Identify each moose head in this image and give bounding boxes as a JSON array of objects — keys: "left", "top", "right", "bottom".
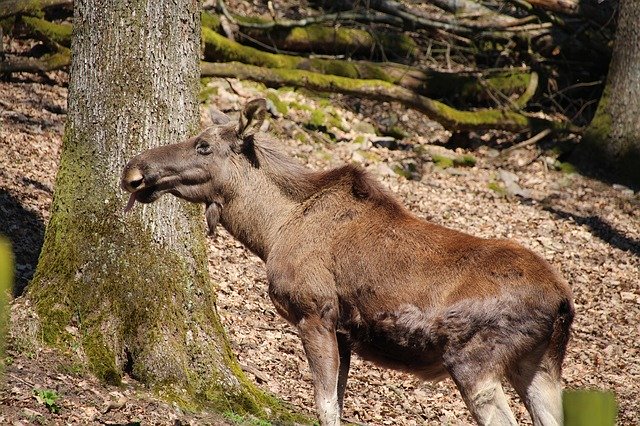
[{"left": 121, "top": 99, "right": 267, "bottom": 234}]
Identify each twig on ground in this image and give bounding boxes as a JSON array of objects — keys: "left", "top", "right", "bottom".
[{"left": 499, "top": 128, "right": 552, "bottom": 157}]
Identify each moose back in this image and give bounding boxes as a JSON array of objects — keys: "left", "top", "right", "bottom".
[{"left": 121, "top": 99, "right": 574, "bottom": 426}]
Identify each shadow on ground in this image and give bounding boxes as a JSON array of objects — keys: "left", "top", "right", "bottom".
[
  {"left": 565, "top": 144, "right": 640, "bottom": 192},
  {"left": 0, "top": 189, "right": 45, "bottom": 296},
  {"left": 544, "top": 206, "right": 640, "bottom": 257}
]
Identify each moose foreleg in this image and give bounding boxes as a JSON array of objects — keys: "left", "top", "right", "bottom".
[
  {"left": 298, "top": 315, "right": 341, "bottom": 426},
  {"left": 448, "top": 369, "right": 518, "bottom": 426}
]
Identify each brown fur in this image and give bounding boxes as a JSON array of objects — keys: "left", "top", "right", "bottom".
[{"left": 122, "top": 99, "right": 574, "bottom": 426}]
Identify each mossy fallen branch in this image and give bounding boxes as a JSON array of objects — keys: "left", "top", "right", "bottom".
[
  {"left": 0, "top": 47, "right": 70, "bottom": 73},
  {"left": 214, "top": 0, "right": 404, "bottom": 29},
  {"left": 240, "top": 24, "right": 417, "bottom": 60},
  {"left": 203, "top": 27, "right": 533, "bottom": 103},
  {"left": 0, "top": 0, "right": 72, "bottom": 19},
  {"left": 201, "top": 61, "right": 575, "bottom": 133},
  {"left": 204, "top": 7, "right": 416, "bottom": 59},
  {"left": 512, "top": 71, "right": 538, "bottom": 109},
  {"left": 21, "top": 16, "right": 72, "bottom": 47}
]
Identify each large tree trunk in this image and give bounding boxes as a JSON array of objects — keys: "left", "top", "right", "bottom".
[
  {"left": 25, "top": 0, "right": 288, "bottom": 418},
  {"left": 579, "top": 0, "right": 640, "bottom": 186}
]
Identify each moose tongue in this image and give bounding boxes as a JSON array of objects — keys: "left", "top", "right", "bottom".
[{"left": 124, "top": 193, "right": 137, "bottom": 213}]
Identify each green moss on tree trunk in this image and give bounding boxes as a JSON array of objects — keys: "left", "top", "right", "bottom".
[{"left": 581, "top": 89, "right": 640, "bottom": 184}]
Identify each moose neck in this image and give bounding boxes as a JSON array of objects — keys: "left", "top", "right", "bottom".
[{"left": 219, "top": 165, "right": 297, "bottom": 261}]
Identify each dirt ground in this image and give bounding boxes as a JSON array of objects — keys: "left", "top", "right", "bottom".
[{"left": 1, "top": 67, "right": 639, "bottom": 426}]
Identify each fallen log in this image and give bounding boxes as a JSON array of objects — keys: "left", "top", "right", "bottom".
[
  {"left": 212, "top": 3, "right": 404, "bottom": 29},
  {"left": 0, "top": 48, "right": 70, "bottom": 73},
  {"left": 200, "top": 61, "right": 576, "bottom": 133},
  {"left": 0, "top": 0, "right": 72, "bottom": 19},
  {"left": 202, "top": 27, "right": 533, "bottom": 103},
  {"left": 240, "top": 25, "right": 417, "bottom": 60},
  {"left": 1, "top": 16, "right": 532, "bottom": 107},
  {"left": 202, "top": 9, "right": 417, "bottom": 59},
  {"left": 21, "top": 16, "right": 72, "bottom": 47}
]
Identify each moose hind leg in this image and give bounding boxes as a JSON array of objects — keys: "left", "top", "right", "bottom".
[
  {"left": 449, "top": 371, "right": 518, "bottom": 426},
  {"left": 508, "top": 354, "right": 563, "bottom": 426},
  {"left": 336, "top": 332, "right": 351, "bottom": 415}
]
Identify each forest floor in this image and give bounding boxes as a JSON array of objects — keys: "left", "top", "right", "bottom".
[{"left": 1, "top": 68, "right": 639, "bottom": 426}]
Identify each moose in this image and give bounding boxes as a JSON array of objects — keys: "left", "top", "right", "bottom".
[{"left": 121, "top": 99, "right": 574, "bottom": 426}]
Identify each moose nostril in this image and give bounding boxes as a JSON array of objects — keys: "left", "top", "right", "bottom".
[
  {"left": 122, "top": 168, "right": 145, "bottom": 192},
  {"left": 130, "top": 177, "right": 144, "bottom": 189}
]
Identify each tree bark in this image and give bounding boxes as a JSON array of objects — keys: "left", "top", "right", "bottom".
[
  {"left": 26, "top": 0, "right": 294, "bottom": 419},
  {"left": 579, "top": 0, "right": 640, "bottom": 185}
]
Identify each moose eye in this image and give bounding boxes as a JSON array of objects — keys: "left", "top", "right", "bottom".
[{"left": 196, "top": 141, "right": 212, "bottom": 155}]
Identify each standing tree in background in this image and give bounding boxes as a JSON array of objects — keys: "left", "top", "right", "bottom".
[
  {"left": 25, "top": 0, "right": 288, "bottom": 418},
  {"left": 580, "top": 0, "right": 640, "bottom": 186}
]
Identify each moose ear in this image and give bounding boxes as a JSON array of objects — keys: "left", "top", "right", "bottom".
[
  {"left": 208, "top": 107, "right": 231, "bottom": 126},
  {"left": 237, "top": 98, "right": 267, "bottom": 138}
]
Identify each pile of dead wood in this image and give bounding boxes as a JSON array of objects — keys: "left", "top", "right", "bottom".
[{"left": 0, "top": 0, "right": 616, "bottom": 133}]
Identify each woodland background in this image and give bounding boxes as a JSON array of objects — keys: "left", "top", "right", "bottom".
[{"left": 0, "top": 0, "right": 638, "bottom": 424}]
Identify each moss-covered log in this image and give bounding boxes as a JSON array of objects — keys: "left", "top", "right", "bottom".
[
  {"left": 0, "top": 21, "right": 532, "bottom": 108},
  {"left": 21, "top": 15, "right": 72, "bottom": 47},
  {"left": 241, "top": 24, "right": 417, "bottom": 60},
  {"left": 0, "top": 0, "right": 71, "bottom": 19},
  {"left": 216, "top": 0, "right": 405, "bottom": 29},
  {"left": 203, "top": 9, "right": 417, "bottom": 59},
  {"left": 0, "top": 47, "right": 70, "bottom": 72},
  {"left": 0, "top": 16, "right": 71, "bottom": 73},
  {"left": 202, "top": 61, "right": 573, "bottom": 133},
  {"left": 202, "top": 27, "right": 532, "bottom": 102},
  {"left": 27, "top": 1, "right": 300, "bottom": 422}
]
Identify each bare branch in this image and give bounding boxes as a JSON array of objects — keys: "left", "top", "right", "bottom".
[{"left": 216, "top": 0, "right": 403, "bottom": 29}]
